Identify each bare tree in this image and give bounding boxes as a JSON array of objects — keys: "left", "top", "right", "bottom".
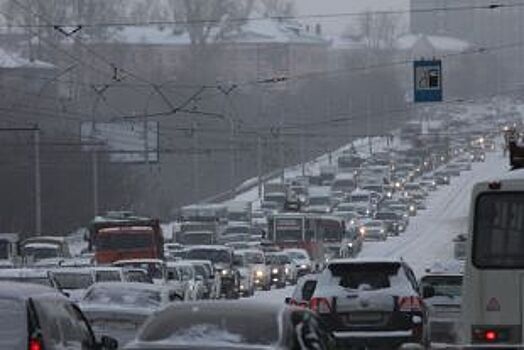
[{"left": 258, "top": 0, "right": 295, "bottom": 17}]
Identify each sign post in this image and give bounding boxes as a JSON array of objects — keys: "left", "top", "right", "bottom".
[{"left": 414, "top": 59, "right": 443, "bottom": 103}]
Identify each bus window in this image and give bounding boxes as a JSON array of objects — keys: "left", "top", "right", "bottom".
[
  {"left": 474, "top": 193, "right": 524, "bottom": 268},
  {"left": 305, "top": 219, "right": 315, "bottom": 242}
]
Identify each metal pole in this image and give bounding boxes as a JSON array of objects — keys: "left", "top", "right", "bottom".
[
  {"left": 257, "top": 134, "right": 263, "bottom": 199},
  {"left": 92, "top": 150, "right": 99, "bottom": 216},
  {"left": 229, "top": 119, "right": 235, "bottom": 191},
  {"left": 278, "top": 127, "right": 284, "bottom": 183},
  {"left": 34, "top": 126, "right": 42, "bottom": 235},
  {"left": 192, "top": 122, "right": 200, "bottom": 199}
]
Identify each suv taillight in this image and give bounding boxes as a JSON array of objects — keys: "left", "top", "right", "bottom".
[
  {"left": 309, "top": 297, "right": 333, "bottom": 314},
  {"left": 398, "top": 296, "right": 423, "bottom": 312},
  {"left": 29, "top": 338, "right": 43, "bottom": 350}
]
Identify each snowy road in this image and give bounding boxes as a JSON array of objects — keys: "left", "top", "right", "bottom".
[
  {"left": 253, "top": 150, "right": 508, "bottom": 303},
  {"left": 359, "top": 151, "right": 508, "bottom": 277}
]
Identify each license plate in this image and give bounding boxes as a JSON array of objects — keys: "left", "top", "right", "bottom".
[{"left": 347, "top": 312, "right": 383, "bottom": 323}]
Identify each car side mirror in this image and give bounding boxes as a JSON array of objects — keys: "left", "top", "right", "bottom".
[
  {"left": 284, "top": 297, "right": 291, "bottom": 304},
  {"left": 422, "top": 285, "right": 435, "bottom": 299},
  {"left": 99, "top": 335, "right": 118, "bottom": 350},
  {"left": 209, "top": 274, "right": 215, "bottom": 279}
]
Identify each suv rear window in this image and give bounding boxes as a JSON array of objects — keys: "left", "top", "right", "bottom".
[{"left": 328, "top": 263, "right": 401, "bottom": 290}]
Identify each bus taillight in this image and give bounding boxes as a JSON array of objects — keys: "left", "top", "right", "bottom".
[
  {"left": 484, "top": 330, "right": 497, "bottom": 341},
  {"left": 472, "top": 326, "right": 515, "bottom": 343}
]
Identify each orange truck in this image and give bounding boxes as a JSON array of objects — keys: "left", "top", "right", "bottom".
[{"left": 88, "top": 212, "right": 164, "bottom": 265}]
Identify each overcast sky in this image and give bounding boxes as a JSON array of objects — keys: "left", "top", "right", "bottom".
[{"left": 294, "top": 0, "right": 410, "bottom": 37}]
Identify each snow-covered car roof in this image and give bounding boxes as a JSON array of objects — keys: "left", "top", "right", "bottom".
[
  {"left": 113, "top": 259, "right": 165, "bottom": 265},
  {"left": 184, "top": 245, "right": 231, "bottom": 251},
  {"left": 0, "top": 281, "right": 63, "bottom": 300},
  {"left": 0, "top": 268, "right": 49, "bottom": 277},
  {"left": 22, "top": 242, "right": 60, "bottom": 249},
  {"left": 234, "top": 249, "right": 264, "bottom": 255},
  {"left": 86, "top": 281, "right": 173, "bottom": 293},
  {"left": 327, "top": 257, "right": 403, "bottom": 265}
]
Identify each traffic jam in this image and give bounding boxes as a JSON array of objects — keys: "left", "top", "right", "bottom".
[{"left": 0, "top": 102, "right": 516, "bottom": 350}]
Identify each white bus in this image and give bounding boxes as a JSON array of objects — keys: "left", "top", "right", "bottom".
[{"left": 460, "top": 168, "right": 524, "bottom": 346}]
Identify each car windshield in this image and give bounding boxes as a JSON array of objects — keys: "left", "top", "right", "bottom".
[
  {"left": 366, "top": 222, "right": 383, "bottom": 227},
  {"left": 115, "top": 262, "right": 164, "bottom": 280},
  {"left": 244, "top": 252, "right": 265, "bottom": 264},
  {"left": 421, "top": 275, "right": 463, "bottom": 298},
  {"left": 329, "top": 263, "right": 401, "bottom": 290},
  {"left": 266, "top": 254, "right": 290, "bottom": 265},
  {"left": 225, "top": 226, "right": 250, "bottom": 234},
  {"left": 192, "top": 265, "right": 208, "bottom": 278},
  {"left": 185, "top": 249, "right": 231, "bottom": 264},
  {"left": 84, "top": 286, "right": 162, "bottom": 308},
  {"left": 286, "top": 251, "right": 308, "bottom": 260},
  {"left": 94, "top": 270, "right": 121, "bottom": 282},
  {"left": 0, "top": 241, "right": 9, "bottom": 260},
  {"left": 126, "top": 271, "right": 151, "bottom": 283},
  {"left": 22, "top": 246, "right": 59, "bottom": 260},
  {"left": 375, "top": 212, "right": 398, "bottom": 220},
  {"left": 309, "top": 197, "right": 330, "bottom": 206},
  {"left": 0, "top": 299, "right": 26, "bottom": 349},
  {"left": 52, "top": 272, "right": 94, "bottom": 290},
  {"left": 332, "top": 179, "right": 354, "bottom": 189},
  {"left": 181, "top": 233, "right": 213, "bottom": 245}
]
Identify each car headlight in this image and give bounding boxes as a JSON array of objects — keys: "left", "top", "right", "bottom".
[
  {"left": 387, "top": 192, "right": 392, "bottom": 198},
  {"left": 409, "top": 205, "right": 415, "bottom": 211},
  {"left": 395, "top": 182, "right": 401, "bottom": 188},
  {"left": 221, "top": 269, "right": 230, "bottom": 276},
  {"left": 347, "top": 242, "right": 353, "bottom": 248},
  {"left": 380, "top": 229, "right": 385, "bottom": 233},
  {"left": 403, "top": 213, "right": 409, "bottom": 218},
  {"left": 399, "top": 225, "right": 404, "bottom": 231},
  {"left": 255, "top": 270, "right": 264, "bottom": 277},
  {"left": 350, "top": 219, "right": 355, "bottom": 225},
  {"left": 285, "top": 267, "right": 289, "bottom": 274},
  {"left": 359, "top": 227, "right": 366, "bottom": 235},
  {"left": 300, "top": 264, "right": 308, "bottom": 269},
  {"left": 272, "top": 268, "right": 279, "bottom": 274}
]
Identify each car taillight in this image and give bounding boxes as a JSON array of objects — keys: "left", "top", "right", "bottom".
[
  {"left": 309, "top": 297, "right": 333, "bottom": 314},
  {"left": 29, "top": 338, "right": 43, "bottom": 350},
  {"left": 398, "top": 296, "right": 423, "bottom": 312}
]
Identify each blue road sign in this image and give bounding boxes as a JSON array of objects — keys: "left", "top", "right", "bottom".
[{"left": 414, "top": 60, "right": 442, "bottom": 103}]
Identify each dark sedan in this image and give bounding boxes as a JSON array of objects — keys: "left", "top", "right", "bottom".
[{"left": 124, "top": 301, "right": 336, "bottom": 350}]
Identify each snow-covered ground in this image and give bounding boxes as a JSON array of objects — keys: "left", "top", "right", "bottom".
[{"left": 252, "top": 149, "right": 508, "bottom": 303}]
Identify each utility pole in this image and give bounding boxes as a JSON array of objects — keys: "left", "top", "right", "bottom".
[
  {"left": 92, "top": 150, "right": 99, "bottom": 217},
  {"left": 34, "top": 126, "right": 41, "bottom": 235},
  {"left": 257, "top": 134, "right": 263, "bottom": 199},
  {"left": 192, "top": 122, "right": 200, "bottom": 199}
]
